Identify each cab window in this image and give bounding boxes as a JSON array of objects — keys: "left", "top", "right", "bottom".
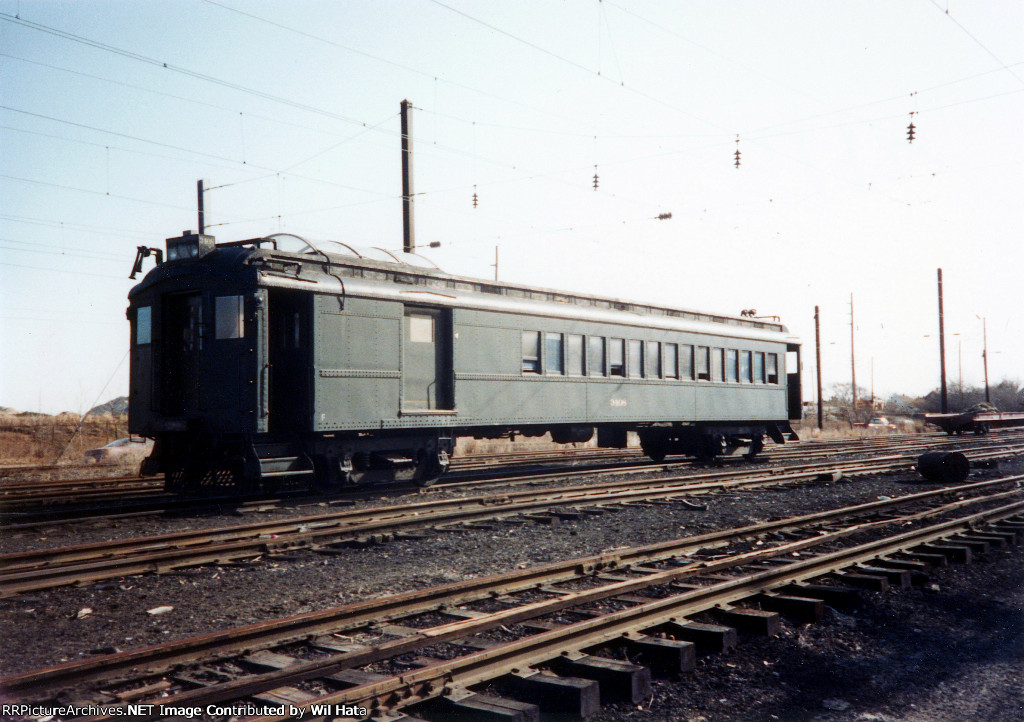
[
  {"left": 135, "top": 306, "right": 152, "bottom": 345},
  {"left": 215, "top": 295, "right": 245, "bottom": 340}
]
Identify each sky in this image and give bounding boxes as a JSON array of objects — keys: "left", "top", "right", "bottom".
[{"left": 1, "top": 0, "right": 1021, "bottom": 414}]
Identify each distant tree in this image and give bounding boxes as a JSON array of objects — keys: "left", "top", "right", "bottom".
[
  {"left": 919, "top": 380, "right": 1023, "bottom": 413},
  {"left": 824, "top": 382, "right": 873, "bottom": 422},
  {"left": 825, "top": 382, "right": 871, "bottom": 407}
]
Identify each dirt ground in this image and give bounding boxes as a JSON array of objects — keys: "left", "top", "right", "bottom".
[{"left": 0, "top": 454, "right": 1021, "bottom": 721}]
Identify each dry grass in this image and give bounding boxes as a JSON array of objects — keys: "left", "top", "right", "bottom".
[
  {"left": 0, "top": 414, "right": 128, "bottom": 464},
  {"left": 797, "top": 418, "right": 929, "bottom": 439}
]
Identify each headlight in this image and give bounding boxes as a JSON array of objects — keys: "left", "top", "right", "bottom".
[{"left": 166, "top": 232, "right": 215, "bottom": 262}]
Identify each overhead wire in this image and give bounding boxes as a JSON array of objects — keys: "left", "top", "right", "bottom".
[
  {"left": 199, "top": 0, "right": 590, "bottom": 130},
  {"left": 0, "top": 12, "right": 387, "bottom": 130},
  {"left": 0, "top": 106, "right": 397, "bottom": 199},
  {"left": 3, "top": 4, "right": 1021, "bottom": 243},
  {"left": 926, "top": 0, "right": 1024, "bottom": 86},
  {"left": 427, "top": 0, "right": 728, "bottom": 131}
]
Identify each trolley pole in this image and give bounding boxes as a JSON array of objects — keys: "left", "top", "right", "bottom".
[
  {"left": 937, "top": 269, "right": 948, "bottom": 413},
  {"left": 401, "top": 99, "right": 415, "bottom": 254},
  {"left": 815, "top": 305, "right": 823, "bottom": 430}
]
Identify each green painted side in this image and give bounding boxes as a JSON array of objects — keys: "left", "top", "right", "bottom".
[
  {"left": 305, "top": 298, "right": 789, "bottom": 431},
  {"left": 312, "top": 294, "right": 402, "bottom": 430}
]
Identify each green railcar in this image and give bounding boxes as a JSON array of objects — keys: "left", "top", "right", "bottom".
[{"left": 128, "top": 232, "right": 801, "bottom": 493}]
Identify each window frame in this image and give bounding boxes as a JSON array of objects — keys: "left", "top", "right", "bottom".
[
  {"left": 645, "top": 341, "right": 662, "bottom": 379},
  {"left": 767, "top": 353, "right": 779, "bottom": 384},
  {"left": 521, "top": 330, "right": 541, "bottom": 374},
  {"left": 664, "top": 343, "right": 679, "bottom": 380},
  {"left": 567, "top": 334, "right": 585, "bottom": 376},
  {"left": 545, "top": 332, "right": 565, "bottom": 375},
  {"left": 696, "top": 346, "right": 710, "bottom": 381},
  {"left": 627, "top": 339, "right": 643, "bottom": 378},
  {"left": 135, "top": 306, "right": 152, "bottom": 346},
  {"left": 588, "top": 336, "right": 606, "bottom": 377},
  {"left": 740, "top": 350, "right": 752, "bottom": 383},
  {"left": 609, "top": 338, "right": 626, "bottom": 377},
  {"left": 725, "top": 349, "right": 739, "bottom": 382}
]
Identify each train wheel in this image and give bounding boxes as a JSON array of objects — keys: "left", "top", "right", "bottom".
[
  {"left": 312, "top": 454, "right": 341, "bottom": 490},
  {"left": 745, "top": 434, "right": 765, "bottom": 461},
  {"left": 414, "top": 448, "right": 450, "bottom": 488},
  {"left": 641, "top": 440, "right": 667, "bottom": 463},
  {"left": 695, "top": 433, "right": 727, "bottom": 463}
]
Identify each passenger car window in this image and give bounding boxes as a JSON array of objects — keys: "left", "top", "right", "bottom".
[
  {"left": 567, "top": 334, "right": 584, "bottom": 376},
  {"left": 136, "top": 306, "right": 152, "bottom": 345},
  {"left": 664, "top": 343, "right": 678, "bottom": 379},
  {"left": 740, "top": 351, "right": 752, "bottom": 383},
  {"left": 726, "top": 349, "right": 739, "bottom": 382},
  {"left": 546, "top": 332, "right": 564, "bottom": 375},
  {"left": 767, "top": 353, "right": 779, "bottom": 384},
  {"left": 588, "top": 336, "right": 606, "bottom": 376},
  {"left": 680, "top": 345, "right": 693, "bottom": 380},
  {"left": 696, "top": 346, "right": 710, "bottom": 380},
  {"left": 609, "top": 338, "right": 625, "bottom": 377},
  {"left": 712, "top": 348, "right": 724, "bottom": 382},
  {"left": 646, "top": 341, "right": 661, "bottom": 378},
  {"left": 628, "top": 340, "right": 643, "bottom": 378},
  {"left": 215, "top": 295, "right": 245, "bottom": 340},
  {"left": 753, "top": 352, "right": 765, "bottom": 383},
  {"left": 522, "top": 331, "right": 541, "bottom": 374}
]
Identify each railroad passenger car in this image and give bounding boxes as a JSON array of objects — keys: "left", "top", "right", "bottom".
[{"left": 128, "top": 232, "right": 801, "bottom": 493}]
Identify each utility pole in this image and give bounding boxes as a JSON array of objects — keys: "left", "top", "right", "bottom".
[
  {"left": 937, "top": 269, "right": 948, "bottom": 413},
  {"left": 815, "top": 305, "right": 823, "bottom": 430},
  {"left": 400, "top": 99, "right": 415, "bottom": 254},
  {"left": 850, "top": 293, "right": 857, "bottom": 417},
  {"left": 958, "top": 338, "right": 963, "bottom": 409},
  {"left": 197, "top": 179, "right": 205, "bottom": 235},
  {"left": 979, "top": 315, "right": 990, "bottom": 403},
  {"left": 491, "top": 246, "right": 499, "bottom": 281}
]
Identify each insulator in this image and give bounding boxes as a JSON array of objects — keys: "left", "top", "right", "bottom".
[
  {"left": 906, "top": 122, "right": 916, "bottom": 143},
  {"left": 472, "top": 192, "right": 478, "bottom": 208},
  {"left": 592, "top": 173, "right": 599, "bottom": 190}
]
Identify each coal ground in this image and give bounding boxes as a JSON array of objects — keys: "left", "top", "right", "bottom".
[{"left": 0, "top": 455, "right": 1022, "bottom": 721}]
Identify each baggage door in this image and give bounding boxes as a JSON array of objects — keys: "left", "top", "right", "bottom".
[
  {"left": 402, "top": 307, "right": 453, "bottom": 410},
  {"left": 268, "top": 289, "right": 312, "bottom": 431}
]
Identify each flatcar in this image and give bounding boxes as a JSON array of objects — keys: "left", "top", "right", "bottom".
[{"left": 128, "top": 231, "right": 802, "bottom": 493}]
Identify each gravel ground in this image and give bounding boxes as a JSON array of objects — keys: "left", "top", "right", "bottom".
[{"left": 0, "top": 454, "right": 1021, "bottom": 721}]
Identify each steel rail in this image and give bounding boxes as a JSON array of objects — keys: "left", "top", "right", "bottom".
[
  {"left": 3, "top": 431, "right": 1020, "bottom": 522},
  {"left": 3, "top": 478, "right": 1020, "bottom": 703},
  {"left": 0, "top": 455, "right": 918, "bottom": 592},
  {"left": 246, "top": 497, "right": 1024, "bottom": 722},
  {"left": 62, "top": 492, "right": 1024, "bottom": 721},
  {"left": 3, "top": 445, "right": 1022, "bottom": 596}
]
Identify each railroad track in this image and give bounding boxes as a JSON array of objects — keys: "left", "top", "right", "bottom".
[
  {"left": 2, "top": 439, "right": 1022, "bottom": 598},
  {"left": 3, "top": 478, "right": 1021, "bottom": 719},
  {"left": 4, "top": 430, "right": 1023, "bottom": 523}
]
